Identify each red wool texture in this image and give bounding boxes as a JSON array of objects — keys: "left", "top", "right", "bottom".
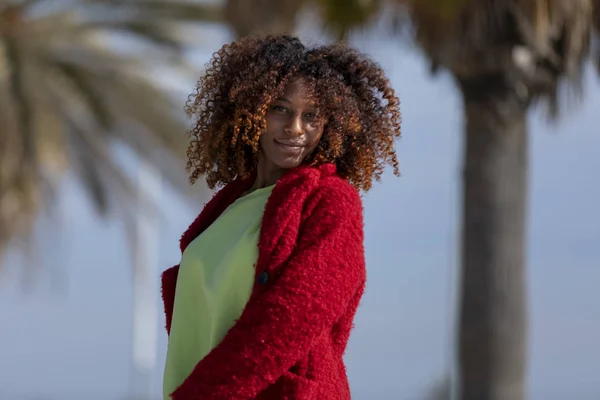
[{"left": 160, "top": 163, "right": 366, "bottom": 400}]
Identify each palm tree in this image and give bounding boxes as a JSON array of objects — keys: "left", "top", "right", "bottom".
[
  {"left": 218, "top": 1, "right": 600, "bottom": 399},
  {"left": 405, "top": 2, "right": 598, "bottom": 399},
  {"left": 224, "top": 0, "right": 304, "bottom": 38},
  {"left": 222, "top": 0, "right": 383, "bottom": 38},
  {"left": 1, "top": 1, "right": 223, "bottom": 397},
  {"left": 0, "top": 0, "right": 221, "bottom": 261}
]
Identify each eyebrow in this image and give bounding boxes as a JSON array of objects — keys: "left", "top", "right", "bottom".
[{"left": 275, "top": 97, "right": 317, "bottom": 108}]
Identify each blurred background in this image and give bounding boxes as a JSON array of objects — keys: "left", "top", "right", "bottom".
[{"left": 0, "top": 1, "right": 599, "bottom": 399}]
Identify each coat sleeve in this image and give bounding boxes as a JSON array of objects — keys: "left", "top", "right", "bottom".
[
  {"left": 170, "top": 183, "right": 366, "bottom": 400},
  {"left": 161, "top": 264, "right": 180, "bottom": 335}
]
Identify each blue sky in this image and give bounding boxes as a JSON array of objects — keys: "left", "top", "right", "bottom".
[{"left": 1, "top": 25, "right": 599, "bottom": 400}]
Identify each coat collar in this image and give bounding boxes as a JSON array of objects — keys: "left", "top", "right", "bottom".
[{"left": 179, "top": 163, "right": 338, "bottom": 254}]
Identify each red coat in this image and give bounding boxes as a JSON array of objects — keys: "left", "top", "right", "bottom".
[{"left": 161, "top": 163, "right": 366, "bottom": 400}]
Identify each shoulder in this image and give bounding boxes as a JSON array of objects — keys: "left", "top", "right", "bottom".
[
  {"left": 279, "top": 163, "right": 363, "bottom": 215},
  {"left": 303, "top": 172, "right": 364, "bottom": 224},
  {"left": 296, "top": 171, "right": 365, "bottom": 262},
  {"left": 302, "top": 162, "right": 361, "bottom": 198},
  {"left": 318, "top": 174, "right": 361, "bottom": 204}
]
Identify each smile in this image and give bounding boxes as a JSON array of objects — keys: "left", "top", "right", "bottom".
[{"left": 275, "top": 139, "right": 305, "bottom": 149}]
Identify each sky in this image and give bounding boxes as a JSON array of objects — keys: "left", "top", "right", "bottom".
[{"left": 0, "top": 23, "right": 599, "bottom": 400}]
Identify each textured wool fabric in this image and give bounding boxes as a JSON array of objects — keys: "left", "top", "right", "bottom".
[{"left": 160, "top": 164, "right": 366, "bottom": 400}]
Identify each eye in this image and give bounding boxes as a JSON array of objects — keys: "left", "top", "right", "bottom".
[
  {"left": 270, "top": 105, "right": 288, "bottom": 113},
  {"left": 304, "top": 112, "right": 318, "bottom": 120}
]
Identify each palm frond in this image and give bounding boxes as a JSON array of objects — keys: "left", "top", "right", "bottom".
[
  {"left": 1, "top": 0, "right": 213, "bottom": 264},
  {"left": 46, "top": 59, "right": 113, "bottom": 129},
  {"left": 86, "top": 19, "right": 185, "bottom": 50},
  {"left": 401, "top": 0, "right": 594, "bottom": 114},
  {"left": 315, "top": 0, "right": 384, "bottom": 40},
  {"left": 41, "top": 69, "right": 149, "bottom": 215},
  {"left": 593, "top": 0, "right": 600, "bottom": 72},
  {"left": 68, "top": 130, "right": 111, "bottom": 215},
  {"left": 225, "top": 0, "right": 304, "bottom": 37},
  {"left": 42, "top": 31, "right": 193, "bottom": 192},
  {"left": 82, "top": 0, "right": 223, "bottom": 22},
  {"left": 4, "top": 34, "right": 37, "bottom": 172}
]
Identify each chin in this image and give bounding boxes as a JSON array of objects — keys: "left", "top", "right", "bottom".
[
  {"left": 273, "top": 158, "right": 303, "bottom": 170},
  {"left": 266, "top": 148, "right": 304, "bottom": 170}
]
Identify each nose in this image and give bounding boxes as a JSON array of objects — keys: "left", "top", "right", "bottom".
[{"left": 285, "top": 114, "right": 303, "bottom": 136}]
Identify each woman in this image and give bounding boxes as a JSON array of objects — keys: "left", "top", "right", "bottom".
[{"left": 161, "top": 35, "right": 401, "bottom": 400}]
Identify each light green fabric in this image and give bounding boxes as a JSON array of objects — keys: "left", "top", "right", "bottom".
[{"left": 162, "top": 185, "right": 274, "bottom": 399}]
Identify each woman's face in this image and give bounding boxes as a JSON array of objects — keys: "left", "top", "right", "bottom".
[{"left": 260, "top": 78, "right": 325, "bottom": 171}]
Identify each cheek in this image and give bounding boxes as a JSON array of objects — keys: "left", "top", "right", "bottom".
[
  {"left": 261, "top": 118, "right": 278, "bottom": 144},
  {"left": 265, "top": 114, "right": 283, "bottom": 133},
  {"left": 308, "top": 127, "right": 324, "bottom": 148},
  {"left": 303, "top": 133, "right": 324, "bottom": 158}
]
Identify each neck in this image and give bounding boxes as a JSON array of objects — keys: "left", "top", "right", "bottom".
[{"left": 248, "top": 157, "right": 285, "bottom": 192}]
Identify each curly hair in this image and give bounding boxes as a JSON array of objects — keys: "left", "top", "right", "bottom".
[{"left": 185, "top": 35, "right": 401, "bottom": 192}]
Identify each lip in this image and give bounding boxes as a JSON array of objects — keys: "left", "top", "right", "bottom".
[{"left": 274, "top": 139, "right": 305, "bottom": 148}]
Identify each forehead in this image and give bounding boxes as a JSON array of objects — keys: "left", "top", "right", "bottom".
[{"left": 280, "top": 78, "right": 317, "bottom": 103}]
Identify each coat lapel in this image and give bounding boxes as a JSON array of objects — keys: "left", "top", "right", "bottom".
[
  {"left": 178, "top": 164, "right": 338, "bottom": 297},
  {"left": 253, "top": 164, "right": 337, "bottom": 295}
]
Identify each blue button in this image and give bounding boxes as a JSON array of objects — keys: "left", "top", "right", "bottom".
[{"left": 257, "top": 271, "right": 269, "bottom": 285}]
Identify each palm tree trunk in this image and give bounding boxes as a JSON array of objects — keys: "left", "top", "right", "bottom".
[
  {"left": 129, "top": 160, "right": 162, "bottom": 399},
  {"left": 456, "top": 76, "right": 529, "bottom": 400}
]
